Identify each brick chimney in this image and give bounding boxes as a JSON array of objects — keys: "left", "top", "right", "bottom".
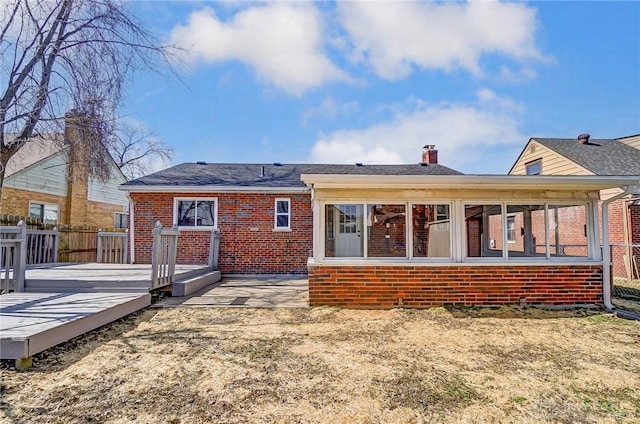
[
  {"left": 421, "top": 145, "right": 438, "bottom": 164},
  {"left": 578, "top": 133, "right": 590, "bottom": 144},
  {"left": 64, "top": 109, "right": 92, "bottom": 225}
]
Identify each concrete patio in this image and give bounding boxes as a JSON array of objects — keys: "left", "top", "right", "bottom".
[{"left": 153, "top": 277, "right": 309, "bottom": 308}]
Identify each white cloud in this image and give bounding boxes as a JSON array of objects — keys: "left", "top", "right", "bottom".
[
  {"left": 499, "top": 65, "right": 538, "bottom": 83},
  {"left": 337, "top": 1, "right": 544, "bottom": 80},
  {"left": 170, "top": 4, "right": 349, "bottom": 96},
  {"left": 302, "top": 97, "right": 360, "bottom": 125},
  {"left": 309, "top": 91, "right": 526, "bottom": 173}
]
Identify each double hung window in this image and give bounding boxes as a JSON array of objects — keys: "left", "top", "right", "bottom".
[{"left": 274, "top": 198, "right": 291, "bottom": 230}]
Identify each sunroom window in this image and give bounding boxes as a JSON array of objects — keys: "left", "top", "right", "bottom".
[
  {"left": 412, "top": 204, "right": 451, "bottom": 258},
  {"left": 465, "top": 204, "right": 503, "bottom": 258},
  {"left": 464, "top": 203, "right": 591, "bottom": 259},
  {"left": 367, "top": 204, "right": 406, "bottom": 257},
  {"left": 548, "top": 204, "right": 588, "bottom": 258},
  {"left": 506, "top": 204, "right": 546, "bottom": 258}
]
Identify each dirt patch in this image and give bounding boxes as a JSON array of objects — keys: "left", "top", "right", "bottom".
[{"left": 1, "top": 306, "right": 639, "bottom": 423}]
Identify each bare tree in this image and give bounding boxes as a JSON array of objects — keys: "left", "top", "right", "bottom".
[
  {"left": 110, "top": 121, "right": 174, "bottom": 180},
  {"left": 0, "top": 0, "right": 173, "bottom": 193}
]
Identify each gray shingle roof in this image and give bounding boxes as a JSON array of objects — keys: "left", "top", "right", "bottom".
[
  {"left": 122, "top": 162, "right": 463, "bottom": 188},
  {"left": 532, "top": 138, "right": 640, "bottom": 176}
]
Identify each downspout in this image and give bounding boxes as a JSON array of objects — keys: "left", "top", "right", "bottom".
[{"left": 602, "top": 186, "right": 633, "bottom": 310}]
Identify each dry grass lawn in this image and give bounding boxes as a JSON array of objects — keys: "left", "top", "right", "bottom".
[{"left": 1, "top": 306, "right": 639, "bottom": 423}]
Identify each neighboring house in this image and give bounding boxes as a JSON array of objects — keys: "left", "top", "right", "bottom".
[
  {"left": 121, "top": 146, "right": 638, "bottom": 308},
  {"left": 1, "top": 116, "right": 130, "bottom": 229},
  {"left": 509, "top": 134, "right": 640, "bottom": 279}
]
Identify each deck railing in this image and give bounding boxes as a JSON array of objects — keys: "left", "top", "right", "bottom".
[
  {"left": 97, "top": 231, "right": 128, "bottom": 264},
  {"left": 150, "top": 222, "right": 179, "bottom": 290},
  {"left": 26, "top": 228, "right": 59, "bottom": 264},
  {"left": 208, "top": 229, "right": 221, "bottom": 271},
  {"left": 0, "top": 221, "right": 27, "bottom": 292}
]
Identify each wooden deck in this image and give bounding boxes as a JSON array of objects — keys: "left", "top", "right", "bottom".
[
  {"left": 21, "top": 263, "right": 208, "bottom": 292},
  {"left": 1, "top": 291, "right": 151, "bottom": 361},
  {"left": 0, "top": 263, "right": 210, "bottom": 365}
]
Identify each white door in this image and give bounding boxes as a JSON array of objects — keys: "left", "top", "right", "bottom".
[{"left": 335, "top": 204, "right": 363, "bottom": 257}]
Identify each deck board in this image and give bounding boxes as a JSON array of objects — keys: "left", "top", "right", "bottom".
[
  {"left": 0, "top": 263, "right": 209, "bottom": 361},
  {"left": 1, "top": 291, "right": 150, "bottom": 359}
]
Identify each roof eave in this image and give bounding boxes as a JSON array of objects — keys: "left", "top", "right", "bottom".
[{"left": 119, "top": 184, "right": 309, "bottom": 194}]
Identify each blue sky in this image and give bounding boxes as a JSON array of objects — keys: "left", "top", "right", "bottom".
[{"left": 124, "top": 1, "right": 640, "bottom": 174}]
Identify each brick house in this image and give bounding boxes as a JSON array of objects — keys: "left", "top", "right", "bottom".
[
  {"left": 509, "top": 134, "right": 640, "bottom": 280},
  {"left": 120, "top": 148, "right": 460, "bottom": 274},
  {"left": 1, "top": 116, "right": 129, "bottom": 229},
  {"left": 121, "top": 146, "right": 638, "bottom": 308}
]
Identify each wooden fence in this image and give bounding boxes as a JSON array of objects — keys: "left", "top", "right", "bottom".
[{"left": 1, "top": 214, "right": 126, "bottom": 263}]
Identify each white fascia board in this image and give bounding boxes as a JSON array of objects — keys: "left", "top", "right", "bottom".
[
  {"left": 120, "top": 185, "right": 309, "bottom": 194},
  {"left": 301, "top": 174, "right": 640, "bottom": 191}
]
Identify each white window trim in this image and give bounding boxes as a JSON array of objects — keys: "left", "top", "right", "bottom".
[
  {"left": 173, "top": 197, "right": 218, "bottom": 230},
  {"left": 28, "top": 201, "right": 59, "bottom": 224},
  {"left": 313, "top": 199, "right": 598, "bottom": 265},
  {"left": 318, "top": 201, "right": 455, "bottom": 261},
  {"left": 462, "top": 201, "right": 595, "bottom": 262},
  {"left": 274, "top": 198, "right": 291, "bottom": 231}
]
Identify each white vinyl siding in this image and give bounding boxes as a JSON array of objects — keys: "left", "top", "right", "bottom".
[
  {"left": 88, "top": 164, "right": 128, "bottom": 207},
  {"left": 4, "top": 152, "right": 69, "bottom": 196}
]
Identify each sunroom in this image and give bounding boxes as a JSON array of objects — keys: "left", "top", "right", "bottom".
[{"left": 302, "top": 174, "right": 639, "bottom": 308}]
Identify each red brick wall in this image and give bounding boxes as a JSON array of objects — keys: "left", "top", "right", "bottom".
[
  {"left": 308, "top": 265, "right": 603, "bottom": 308},
  {"left": 631, "top": 204, "right": 640, "bottom": 245},
  {"left": 130, "top": 192, "right": 312, "bottom": 274}
]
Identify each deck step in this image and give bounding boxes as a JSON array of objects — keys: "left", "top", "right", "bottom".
[
  {"left": 24, "top": 280, "right": 149, "bottom": 292},
  {"left": 172, "top": 270, "right": 221, "bottom": 297}
]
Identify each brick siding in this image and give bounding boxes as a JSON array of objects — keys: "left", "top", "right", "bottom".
[
  {"left": 308, "top": 264, "right": 603, "bottom": 308},
  {"left": 1, "top": 186, "right": 125, "bottom": 228},
  {"left": 1, "top": 187, "right": 69, "bottom": 222},
  {"left": 130, "top": 192, "right": 312, "bottom": 274}
]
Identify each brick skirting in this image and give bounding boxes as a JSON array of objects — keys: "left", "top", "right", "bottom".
[{"left": 308, "top": 264, "right": 603, "bottom": 308}]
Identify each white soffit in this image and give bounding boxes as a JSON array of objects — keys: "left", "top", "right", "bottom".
[{"left": 300, "top": 174, "right": 640, "bottom": 192}]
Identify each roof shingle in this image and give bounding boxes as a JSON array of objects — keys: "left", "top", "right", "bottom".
[
  {"left": 532, "top": 138, "right": 640, "bottom": 176},
  {"left": 122, "top": 162, "right": 463, "bottom": 188}
]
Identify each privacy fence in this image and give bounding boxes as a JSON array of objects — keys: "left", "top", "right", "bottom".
[{"left": 1, "top": 214, "right": 127, "bottom": 263}]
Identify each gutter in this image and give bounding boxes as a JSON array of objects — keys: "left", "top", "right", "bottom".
[
  {"left": 119, "top": 185, "right": 309, "bottom": 194},
  {"left": 601, "top": 186, "right": 634, "bottom": 310}
]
